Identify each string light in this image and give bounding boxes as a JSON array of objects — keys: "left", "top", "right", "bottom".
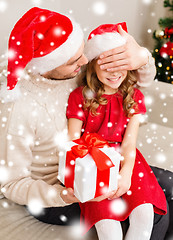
[{"left": 152, "top": 1, "right": 173, "bottom": 84}]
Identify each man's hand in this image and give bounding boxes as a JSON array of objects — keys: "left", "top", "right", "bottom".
[
  {"left": 97, "top": 25, "right": 148, "bottom": 72},
  {"left": 60, "top": 187, "right": 80, "bottom": 204}
]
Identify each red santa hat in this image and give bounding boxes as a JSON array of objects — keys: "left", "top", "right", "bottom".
[
  {"left": 84, "top": 22, "right": 127, "bottom": 61},
  {"left": 7, "top": 7, "right": 84, "bottom": 90}
]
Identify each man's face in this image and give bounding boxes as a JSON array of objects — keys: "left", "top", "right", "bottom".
[{"left": 42, "top": 41, "right": 88, "bottom": 80}]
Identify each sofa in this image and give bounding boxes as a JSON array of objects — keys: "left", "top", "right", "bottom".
[
  {"left": 137, "top": 80, "right": 173, "bottom": 172},
  {"left": 0, "top": 80, "right": 172, "bottom": 240}
]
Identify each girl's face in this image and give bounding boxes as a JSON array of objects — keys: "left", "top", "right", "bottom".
[{"left": 94, "top": 60, "right": 128, "bottom": 94}]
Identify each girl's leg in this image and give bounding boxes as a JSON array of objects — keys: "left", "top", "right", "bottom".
[
  {"left": 125, "top": 203, "right": 154, "bottom": 240},
  {"left": 95, "top": 219, "right": 123, "bottom": 240}
]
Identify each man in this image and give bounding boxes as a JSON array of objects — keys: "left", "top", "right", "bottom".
[{"left": 0, "top": 7, "right": 172, "bottom": 240}]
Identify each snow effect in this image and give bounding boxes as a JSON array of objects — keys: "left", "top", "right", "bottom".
[
  {"left": 54, "top": 130, "right": 68, "bottom": 149},
  {"left": 142, "top": 0, "right": 152, "bottom": 5},
  {"left": 146, "top": 138, "right": 152, "bottom": 144},
  {"left": 54, "top": 27, "right": 65, "bottom": 37},
  {"left": 110, "top": 198, "right": 127, "bottom": 215},
  {"left": 28, "top": 199, "right": 44, "bottom": 215},
  {"left": 0, "top": 1, "right": 7, "bottom": 12},
  {"left": 143, "top": 230, "right": 150, "bottom": 238},
  {"left": 150, "top": 12, "right": 156, "bottom": 17},
  {"left": 84, "top": 88, "right": 95, "bottom": 99},
  {"left": 139, "top": 172, "right": 144, "bottom": 178},
  {"left": 69, "top": 221, "right": 85, "bottom": 238},
  {"left": 99, "top": 181, "right": 104, "bottom": 187},
  {"left": 0, "top": 2, "right": 172, "bottom": 238},
  {"left": 31, "top": 0, "right": 42, "bottom": 6},
  {"left": 8, "top": 49, "right": 16, "bottom": 60},
  {"left": 107, "top": 122, "right": 113, "bottom": 127},
  {"left": 127, "top": 190, "right": 132, "bottom": 195},
  {"left": 59, "top": 214, "right": 67, "bottom": 222},
  {"left": 92, "top": 1, "right": 107, "bottom": 15},
  {"left": 2, "top": 201, "right": 9, "bottom": 208},
  {"left": 62, "top": 189, "right": 68, "bottom": 195},
  {"left": 25, "top": 135, "right": 34, "bottom": 146},
  {"left": 0, "top": 167, "right": 8, "bottom": 182},
  {"left": 158, "top": 62, "right": 162, "bottom": 68},
  {"left": 70, "top": 160, "right": 75, "bottom": 165},
  {"left": 145, "top": 95, "right": 153, "bottom": 105},
  {"left": 77, "top": 111, "right": 83, "bottom": 118},
  {"left": 48, "top": 188, "right": 57, "bottom": 198},
  {"left": 155, "top": 153, "right": 166, "bottom": 163},
  {"left": 162, "top": 117, "right": 168, "bottom": 123}
]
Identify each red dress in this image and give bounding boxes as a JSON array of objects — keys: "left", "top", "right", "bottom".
[{"left": 66, "top": 86, "right": 167, "bottom": 233}]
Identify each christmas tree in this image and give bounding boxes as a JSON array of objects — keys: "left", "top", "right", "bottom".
[{"left": 153, "top": 0, "right": 173, "bottom": 84}]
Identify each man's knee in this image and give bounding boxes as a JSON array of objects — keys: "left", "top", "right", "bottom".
[
  {"left": 150, "top": 203, "right": 169, "bottom": 240},
  {"left": 150, "top": 166, "right": 173, "bottom": 200}
]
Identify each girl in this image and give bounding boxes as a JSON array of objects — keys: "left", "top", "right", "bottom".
[{"left": 66, "top": 23, "right": 167, "bottom": 240}]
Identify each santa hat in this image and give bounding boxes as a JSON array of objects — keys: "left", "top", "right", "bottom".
[
  {"left": 7, "top": 7, "right": 84, "bottom": 90},
  {"left": 84, "top": 22, "right": 127, "bottom": 61}
]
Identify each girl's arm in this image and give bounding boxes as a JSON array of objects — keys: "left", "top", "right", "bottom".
[
  {"left": 60, "top": 118, "right": 83, "bottom": 204},
  {"left": 110, "top": 114, "right": 141, "bottom": 199},
  {"left": 68, "top": 118, "right": 83, "bottom": 140}
]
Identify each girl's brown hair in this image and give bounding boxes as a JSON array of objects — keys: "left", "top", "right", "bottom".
[{"left": 78, "top": 60, "right": 138, "bottom": 118}]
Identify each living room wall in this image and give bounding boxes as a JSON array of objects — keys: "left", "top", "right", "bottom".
[{"left": 0, "top": 0, "right": 171, "bottom": 55}]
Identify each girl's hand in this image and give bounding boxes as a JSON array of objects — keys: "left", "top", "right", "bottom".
[
  {"left": 60, "top": 187, "right": 80, "bottom": 204},
  {"left": 89, "top": 191, "right": 116, "bottom": 202},
  {"left": 109, "top": 169, "right": 132, "bottom": 199}
]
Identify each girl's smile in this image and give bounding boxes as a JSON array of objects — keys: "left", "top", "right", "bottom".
[
  {"left": 94, "top": 60, "right": 127, "bottom": 94},
  {"left": 106, "top": 76, "right": 122, "bottom": 82}
]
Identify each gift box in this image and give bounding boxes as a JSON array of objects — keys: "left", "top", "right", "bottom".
[{"left": 58, "top": 133, "right": 121, "bottom": 203}]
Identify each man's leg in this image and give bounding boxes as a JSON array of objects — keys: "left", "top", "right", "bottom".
[
  {"left": 150, "top": 202, "right": 169, "bottom": 240},
  {"left": 150, "top": 166, "right": 173, "bottom": 239},
  {"left": 27, "top": 203, "right": 81, "bottom": 225}
]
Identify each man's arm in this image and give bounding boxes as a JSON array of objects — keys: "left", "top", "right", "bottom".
[
  {"left": 0, "top": 100, "right": 69, "bottom": 208},
  {"left": 97, "top": 25, "right": 156, "bottom": 87}
]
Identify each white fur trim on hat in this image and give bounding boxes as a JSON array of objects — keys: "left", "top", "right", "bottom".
[
  {"left": 84, "top": 32, "right": 126, "bottom": 62},
  {"left": 0, "top": 78, "right": 21, "bottom": 102},
  {"left": 0, "top": 61, "right": 21, "bottom": 102},
  {"left": 27, "top": 19, "right": 84, "bottom": 74}
]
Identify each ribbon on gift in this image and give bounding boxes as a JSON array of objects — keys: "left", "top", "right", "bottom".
[
  {"left": 72, "top": 133, "right": 115, "bottom": 171},
  {"left": 64, "top": 133, "right": 115, "bottom": 198}
]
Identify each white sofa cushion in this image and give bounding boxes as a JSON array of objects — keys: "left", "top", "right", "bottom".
[
  {"left": 0, "top": 198, "right": 97, "bottom": 240},
  {"left": 141, "top": 81, "right": 173, "bottom": 129},
  {"left": 138, "top": 123, "right": 173, "bottom": 172}
]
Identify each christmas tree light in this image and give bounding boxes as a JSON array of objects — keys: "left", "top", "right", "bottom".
[{"left": 153, "top": 0, "right": 173, "bottom": 84}]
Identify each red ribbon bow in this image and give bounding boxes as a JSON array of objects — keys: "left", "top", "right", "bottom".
[{"left": 71, "top": 133, "right": 115, "bottom": 171}]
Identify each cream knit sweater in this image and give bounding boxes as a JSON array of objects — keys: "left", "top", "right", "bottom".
[{"left": 0, "top": 56, "right": 156, "bottom": 208}]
